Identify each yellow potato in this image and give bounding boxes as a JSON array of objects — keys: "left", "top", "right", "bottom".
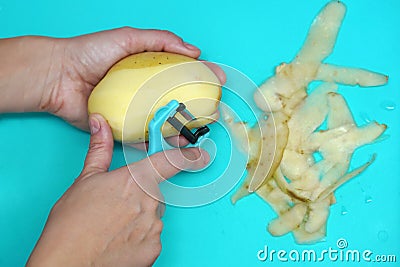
[{"left": 88, "top": 52, "right": 222, "bottom": 142}]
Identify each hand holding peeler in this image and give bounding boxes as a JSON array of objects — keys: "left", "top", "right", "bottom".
[{"left": 148, "top": 100, "right": 210, "bottom": 155}]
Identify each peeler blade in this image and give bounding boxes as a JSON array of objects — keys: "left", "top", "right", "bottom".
[{"left": 167, "top": 103, "right": 210, "bottom": 144}]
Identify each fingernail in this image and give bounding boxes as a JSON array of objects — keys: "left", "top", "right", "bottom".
[
  {"left": 202, "top": 150, "right": 210, "bottom": 165},
  {"left": 89, "top": 115, "right": 101, "bottom": 135},
  {"left": 181, "top": 148, "right": 201, "bottom": 161},
  {"left": 183, "top": 42, "right": 199, "bottom": 51},
  {"left": 182, "top": 148, "right": 210, "bottom": 167}
]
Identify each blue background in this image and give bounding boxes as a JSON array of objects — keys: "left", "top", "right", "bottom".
[{"left": 0, "top": 0, "right": 399, "bottom": 266}]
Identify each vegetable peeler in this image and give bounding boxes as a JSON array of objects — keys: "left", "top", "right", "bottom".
[{"left": 148, "top": 100, "right": 210, "bottom": 155}]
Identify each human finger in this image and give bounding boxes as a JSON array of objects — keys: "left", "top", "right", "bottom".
[
  {"left": 201, "top": 61, "right": 227, "bottom": 85},
  {"left": 78, "top": 113, "right": 114, "bottom": 180},
  {"left": 131, "top": 147, "right": 209, "bottom": 184}
]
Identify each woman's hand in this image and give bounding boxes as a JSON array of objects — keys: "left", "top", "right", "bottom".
[
  {"left": 0, "top": 27, "right": 206, "bottom": 129},
  {"left": 26, "top": 113, "right": 209, "bottom": 267},
  {"left": 48, "top": 27, "right": 213, "bottom": 130}
]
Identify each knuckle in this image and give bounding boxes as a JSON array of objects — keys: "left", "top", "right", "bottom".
[
  {"left": 153, "top": 241, "right": 162, "bottom": 256},
  {"left": 130, "top": 202, "right": 143, "bottom": 217},
  {"left": 159, "top": 29, "right": 173, "bottom": 36},
  {"left": 153, "top": 220, "right": 164, "bottom": 234},
  {"left": 142, "top": 239, "right": 162, "bottom": 266},
  {"left": 88, "top": 139, "right": 106, "bottom": 152},
  {"left": 120, "top": 25, "right": 132, "bottom": 31},
  {"left": 142, "top": 198, "right": 159, "bottom": 211},
  {"left": 159, "top": 30, "right": 181, "bottom": 41},
  {"left": 118, "top": 26, "right": 137, "bottom": 34}
]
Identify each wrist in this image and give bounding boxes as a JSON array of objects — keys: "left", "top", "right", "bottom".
[
  {"left": 26, "top": 230, "right": 88, "bottom": 267},
  {"left": 0, "top": 36, "right": 62, "bottom": 113}
]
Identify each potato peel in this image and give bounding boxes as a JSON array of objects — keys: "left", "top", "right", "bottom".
[
  {"left": 316, "top": 64, "right": 389, "bottom": 87},
  {"left": 227, "top": 0, "right": 388, "bottom": 244},
  {"left": 268, "top": 203, "right": 308, "bottom": 237},
  {"left": 249, "top": 112, "right": 289, "bottom": 192}
]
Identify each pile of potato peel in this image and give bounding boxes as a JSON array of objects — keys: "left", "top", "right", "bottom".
[{"left": 224, "top": 1, "right": 388, "bottom": 244}]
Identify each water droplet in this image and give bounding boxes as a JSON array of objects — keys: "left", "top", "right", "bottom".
[
  {"left": 359, "top": 112, "right": 372, "bottom": 124},
  {"left": 380, "top": 100, "right": 396, "bottom": 111},
  {"left": 365, "top": 195, "right": 373, "bottom": 204},
  {"left": 263, "top": 114, "right": 268, "bottom": 120},
  {"left": 378, "top": 230, "right": 388, "bottom": 242},
  {"left": 341, "top": 206, "right": 348, "bottom": 215}
]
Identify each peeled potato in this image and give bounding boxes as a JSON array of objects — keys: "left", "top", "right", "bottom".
[{"left": 88, "top": 52, "right": 222, "bottom": 142}]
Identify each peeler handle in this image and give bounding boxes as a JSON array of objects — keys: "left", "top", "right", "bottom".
[
  {"left": 148, "top": 100, "right": 211, "bottom": 157},
  {"left": 148, "top": 100, "right": 179, "bottom": 155}
]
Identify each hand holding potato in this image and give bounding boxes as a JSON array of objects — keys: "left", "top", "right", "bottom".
[
  {"left": 27, "top": 114, "right": 209, "bottom": 267},
  {"left": 0, "top": 27, "right": 225, "bottom": 131}
]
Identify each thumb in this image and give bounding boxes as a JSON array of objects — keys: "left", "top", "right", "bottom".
[{"left": 79, "top": 113, "right": 114, "bottom": 179}]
